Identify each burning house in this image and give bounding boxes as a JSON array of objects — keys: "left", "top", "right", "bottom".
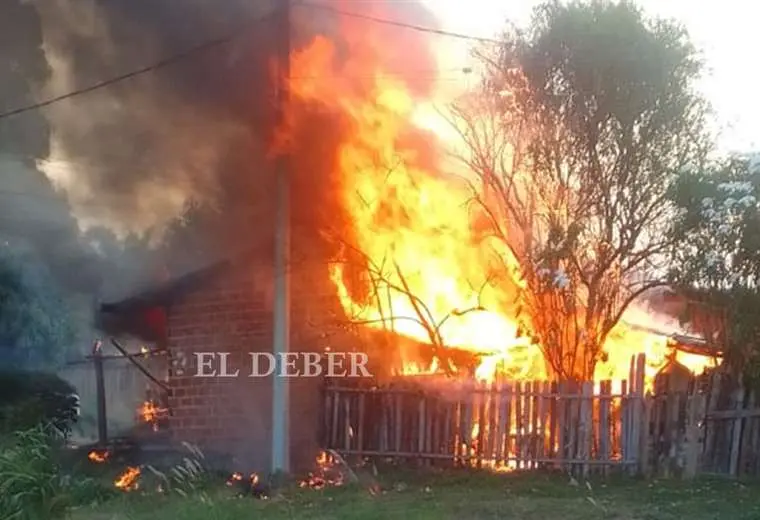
[
  {"left": 92, "top": 1, "right": 728, "bottom": 477},
  {"left": 98, "top": 246, "right": 353, "bottom": 473}
]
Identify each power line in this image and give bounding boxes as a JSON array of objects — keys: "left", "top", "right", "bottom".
[
  {"left": 0, "top": 5, "right": 286, "bottom": 121},
  {"left": 298, "top": 2, "right": 501, "bottom": 44},
  {"left": 0, "top": 2, "right": 496, "bottom": 122}
]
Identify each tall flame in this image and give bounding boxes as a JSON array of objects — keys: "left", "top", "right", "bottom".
[{"left": 282, "top": 11, "right": 716, "bottom": 389}]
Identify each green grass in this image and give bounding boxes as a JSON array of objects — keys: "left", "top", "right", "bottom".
[{"left": 70, "top": 468, "right": 760, "bottom": 520}]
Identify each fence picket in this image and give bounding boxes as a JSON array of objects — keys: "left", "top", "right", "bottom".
[
  {"left": 599, "top": 380, "right": 611, "bottom": 476},
  {"left": 312, "top": 353, "right": 760, "bottom": 478},
  {"left": 580, "top": 382, "right": 593, "bottom": 477},
  {"left": 728, "top": 383, "right": 746, "bottom": 476}
]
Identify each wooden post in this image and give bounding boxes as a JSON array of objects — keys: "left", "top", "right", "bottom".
[
  {"left": 683, "top": 391, "right": 706, "bottom": 479},
  {"left": 739, "top": 390, "right": 757, "bottom": 475},
  {"left": 630, "top": 354, "right": 646, "bottom": 475},
  {"left": 639, "top": 393, "right": 653, "bottom": 478},
  {"left": 728, "top": 380, "right": 746, "bottom": 477},
  {"left": 357, "top": 393, "right": 365, "bottom": 454},
  {"left": 599, "top": 380, "right": 611, "bottom": 476},
  {"left": 579, "top": 382, "right": 593, "bottom": 477},
  {"left": 93, "top": 341, "right": 108, "bottom": 447}
]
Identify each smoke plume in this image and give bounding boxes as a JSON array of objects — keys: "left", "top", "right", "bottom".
[{"left": 0, "top": 0, "right": 440, "bottom": 302}]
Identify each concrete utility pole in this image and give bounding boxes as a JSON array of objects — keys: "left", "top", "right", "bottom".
[{"left": 271, "top": 0, "right": 292, "bottom": 475}]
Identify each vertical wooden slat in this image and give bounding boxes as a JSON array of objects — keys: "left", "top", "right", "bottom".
[
  {"left": 536, "top": 381, "right": 547, "bottom": 465},
  {"left": 630, "top": 354, "right": 646, "bottom": 474},
  {"left": 556, "top": 381, "right": 566, "bottom": 470},
  {"left": 567, "top": 381, "right": 578, "bottom": 474},
  {"left": 703, "top": 373, "right": 721, "bottom": 473},
  {"left": 344, "top": 395, "right": 352, "bottom": 452},
  {"left": 383, "top": 392, "right": 390, "bottom": 453},
  {"left": 454, "top": 399, "right": 463, "bottom": 465},
  {"left": 579, "top": 381, "right": 593, "bottom": 477},
  {"left": 462, "top": 390, "right": 473, "bottom": 466},
  {"left": 393, "top": 392, "right": 403, "bottom": 453},
  {"left": 443, "top": 400, "right": 452, "bottom": 462},
  {"left": 487, "top": 379, "right": 498, "bottom": 466},
  {"left": 639, "top": 393, "right": 653, "bottom": 478},
  {"left": 599, "top": 380, "right": 611, "bottom": 476},
  {"left": 431, "top": 397, "right": 440, "bottom": 457},
  {"left": 752, "top": 392, "right": 760, "bottom": 475},
  {"left": 331, "top": 389, "right": 340, "bottom": 448},
  {"left": 501, "top": 381, "right": 513, "bottom": 467},
  {"left": 523, "top": 381, "right": 532, "bottom": 468},
  {"left": 357, "top": 393, "right": 366, "bottom": 454},
  {"left": 728, "top": 382, "right": 746, "bottom": 477},
  {"left": 531, "top": 381, "right": 540, "bottom": 469},
  {"left": 514, "top": 382, "right": 523, "bottom": 469},
  {"left": 683, "top": 390, "right": 706, "bottom": 479},
  {"left": 626, "top": 356, "right": 636, "bottom": 467},
  {"left": 322, "top": 385, "right": 331, "bottom": 449},
  {"left": 739, "top": 391, "right": 756, "bottom": 475},
  {"left": 549, "top": 381, "right": 558, "bottom": 462},
  {"left": 620, "top": 380, "right": 628, "bottom": 465},
  {"left": 665, "top": 391, "right": 681, "bottom": 477},
  {"left": 477, "top": 380, "right": 486, "bottom": 468},
  {"left": 492, "top": 377, "right": 503, "bottom": 465}
]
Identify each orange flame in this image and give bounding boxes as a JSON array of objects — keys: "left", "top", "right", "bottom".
[
  {"left": 114, "top": 467, "right": 140, "bottom": 491},
  {"left": 88, "top": 450, "right": 109, "bottom": 463},
  {"left": 282, "top": 15, "right": 717, "bottom": 390},
  {"left": 138, "top": 400, "right": 167, "bottom": 432},
  {"left": 299, "top": 451, "right": 345, "bottom": 490}
]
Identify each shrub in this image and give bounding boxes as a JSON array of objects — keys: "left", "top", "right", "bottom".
[
  {"left": 0, "top": 427, "right": 70, "bottom": 519},
  {"left": 0, "top": 370, "right": 79, "bottom": 436},
  {"left": 0, "top": 426, "right": 113, "bottom": 520},
  {"left": 147, "top": 442, "right": 214, "bottom": 501}
]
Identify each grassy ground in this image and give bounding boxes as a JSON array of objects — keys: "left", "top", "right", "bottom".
[{"left": 70, "top": 468, "right": 760, "bottom": 520}]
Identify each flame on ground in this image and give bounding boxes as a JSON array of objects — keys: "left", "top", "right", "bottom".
[
  {"left": 299, "top": 451, "right": 345, "bottom": 490},
  {"left": 282, "top": 12, "right": 717, "bottom": 390},
  {"left": 88, "top": 450, "right": 109, "bottom": 463},
  {"left": 114, "top": 467, "right": 141, "bottom": 491}
]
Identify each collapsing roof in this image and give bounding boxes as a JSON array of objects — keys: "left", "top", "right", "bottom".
[{"left": 623, "top": 321, "right": 720, "bottom": 358}]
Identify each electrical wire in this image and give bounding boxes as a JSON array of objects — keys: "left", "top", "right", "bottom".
[
  {"left": 0, "top": 2, "right": 496, "bottom": 122},
  {"left": 0, "top": 5, "right": 286, "bottom": 121},
  {"left": 297, "top": 2, "right": 501, "bottom": 44}
]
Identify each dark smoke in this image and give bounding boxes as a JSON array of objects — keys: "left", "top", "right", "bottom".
[{"left": 0, "top": 0, "right": 440, "bottom": 304}]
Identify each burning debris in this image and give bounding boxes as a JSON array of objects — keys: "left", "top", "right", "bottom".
[
  {"left": 226, "top": 472, "right": 268, "bottom": 499},
  {"left": 114, "top": 466, "right": 141, "bottom": 491},
  {"left": 88, "top": 450, "right": 110, "bottom": 463},
  {"left": 300, "top": 451, "right": 346, "bottom": 490},
  {"left": 297, "top": 450, "right": 374, "bottom": 492},
  {"left": 138, "top": 400, "right": 168, "bottom": 432}
]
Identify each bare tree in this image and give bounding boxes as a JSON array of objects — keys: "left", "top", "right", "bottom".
[
  {"left": 448, "top": 1, "right": 709, "bottom": 380},
  {"left": 329, "top": 240, "right": 490, "bottom": 379}
]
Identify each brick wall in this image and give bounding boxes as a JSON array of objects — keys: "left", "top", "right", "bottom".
[
  {"left": 164, "top": 253, "right": 338, "bottom": 474},
  {"left": 166, "top": 261, "right": 275, "bottom": 471}
]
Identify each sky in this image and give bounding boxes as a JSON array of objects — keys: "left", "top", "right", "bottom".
[{"left": 423, "top": 0, "right": 760, "bottom": 154}]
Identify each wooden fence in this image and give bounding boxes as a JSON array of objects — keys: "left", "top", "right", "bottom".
[
  {"left": 653, "top": 371, "right": 760, "bottom": 478},
  {"left": 322, "top": 354, "right": 760, "bottom": 479},
  {"left": 322, "top": 354, "right": 648, "bottom": 477},
  {"left": 60, "top": 340, "right": 168, "bottom": 444}
]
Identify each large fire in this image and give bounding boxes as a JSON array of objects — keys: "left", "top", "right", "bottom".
[{"left": 283, "top": 6, "right": 716, "bottom": 390}]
